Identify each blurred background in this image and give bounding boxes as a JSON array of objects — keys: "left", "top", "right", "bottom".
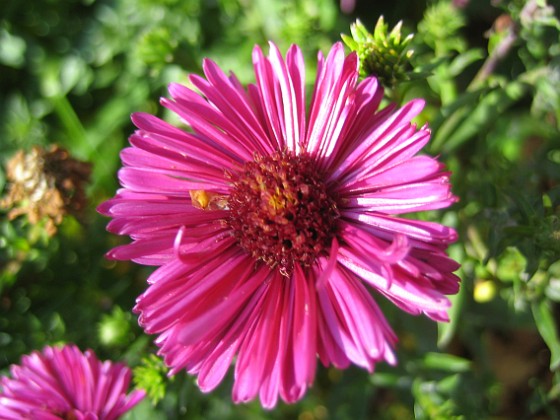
[{"left": 1, "top": 0, "right": 560, "bottom": 418}]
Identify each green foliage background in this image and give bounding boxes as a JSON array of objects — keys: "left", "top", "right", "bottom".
[{"left": 1, "top": 0, "right": 560, "bottom": 418}]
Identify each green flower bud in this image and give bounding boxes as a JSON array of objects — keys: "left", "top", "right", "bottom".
[
  {"left": 342, "top": 17, "right": 415, "bottom": 88},
  {"left": 98, "top": 306, "right": 132, "bottom": 347},
  {"left": 133, "top": 354, "right": 169, "bottom": 404},
  {"left": 136, "top": 27, "right": 177, "bottom": 70}
]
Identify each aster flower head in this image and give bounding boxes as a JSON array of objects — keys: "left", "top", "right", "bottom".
[
  {"left": 0, "top": 344, "right": 145, "bottom": 420},
  {"left": 99, "top": 41, "right": 460, "bottom": 408}
]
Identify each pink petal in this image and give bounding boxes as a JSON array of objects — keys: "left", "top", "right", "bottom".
[
  {"left": 330, "top": 99, "right": 425, "bottom": 182},
  {"left": 338, "top": 244, "right": 451, "bottom": 321}
]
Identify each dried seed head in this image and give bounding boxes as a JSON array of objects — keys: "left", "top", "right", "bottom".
[{"left": 1, "top": 145, "right": 92, "bottom": 235}]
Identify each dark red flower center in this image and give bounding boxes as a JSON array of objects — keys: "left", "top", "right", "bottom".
[{"left": 227, "top": 150, "right": 340, "bottom": 276}]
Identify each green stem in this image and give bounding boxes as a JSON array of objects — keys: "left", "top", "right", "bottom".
[{"left": 51, "top": 95, "right": 88, "bottom": 150}]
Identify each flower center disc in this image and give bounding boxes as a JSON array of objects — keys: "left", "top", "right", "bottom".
[{"left": 227, "top": 151, "right": 339, "bottom": 276}]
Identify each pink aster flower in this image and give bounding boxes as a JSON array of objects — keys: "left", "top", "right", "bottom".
[
  {"left": 99, "top": 41, "right": 460, "bottom": 408},
  {"left": 0, "top": 344, "right": 145, "bottom": 420}
]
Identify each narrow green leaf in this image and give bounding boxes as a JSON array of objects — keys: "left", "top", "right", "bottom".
[
  {"left": 440, "top": 81, "right": 527, "bottom": 153},
  {"left": 448, "top": 48, "right": 485, "bottom": 77},
  {"left": 532, "top": 300, "right": 560, "bottom": 370},
  {"left": 420, "top": 352, "right": 471, "bottom": 373},
  {"left": 437, "top": 291, "right": 464, "bottom": 348},
  {"left": 438, "top": 244, "right": 465, "bottom": 348}
]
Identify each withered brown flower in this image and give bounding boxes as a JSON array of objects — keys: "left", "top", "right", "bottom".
[{"left": 1, "top": 145, "right": 92, "bottom": 236}]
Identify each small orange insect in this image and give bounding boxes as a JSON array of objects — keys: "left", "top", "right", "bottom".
[{"left": 189, "top": 190, "right": 229, "bottom": 210}]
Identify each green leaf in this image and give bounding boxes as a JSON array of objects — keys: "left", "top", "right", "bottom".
[
  {"left": 438, "top": 81, "right": 528, "bottom": 153},
  {"left": 0, "top": 28, "right": 26, "bottom": 68},
  {"left": 447, "top": 49, "right": 485, "bottom": 77},
  {"left": 532, "top": 300, "right": 560, "bottom": 370},
  {"left": 438, "top": 244, "right": 466, "bottom": 348},
  {"left": 419, "top": 352, "right": 471, "bottom": 373},
  {"left": 437, "top": 284, "right": 465, "bottom": 348}
]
